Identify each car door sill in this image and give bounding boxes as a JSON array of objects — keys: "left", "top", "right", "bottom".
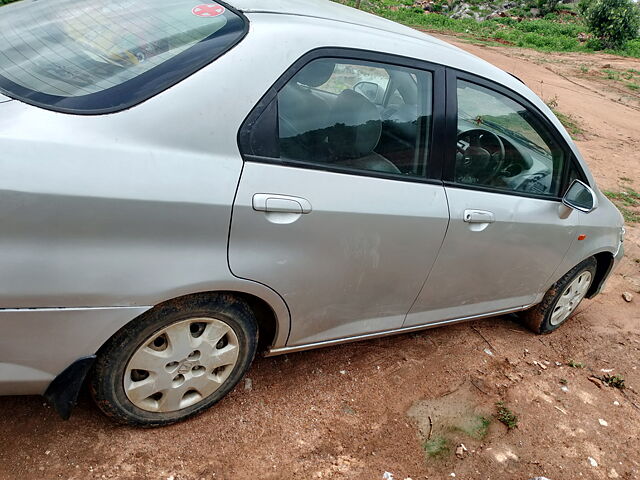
[{"left": 266, "top": 304, "right": 533, "bottom": 356}]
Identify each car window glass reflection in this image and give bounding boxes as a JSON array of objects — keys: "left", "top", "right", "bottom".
[
  {"left": 275, "top": 58, "right": 433, "bottom": 178},
  {"left": 455, "top": 80, "right": 565, "bottom": 196}
]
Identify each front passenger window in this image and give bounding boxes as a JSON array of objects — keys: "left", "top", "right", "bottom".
[
  {"left": 455, "top": 80, "right": 566, "bottom": 197},
  {"left": 250, "top": 58, "right": 433, "bottom": 179}
]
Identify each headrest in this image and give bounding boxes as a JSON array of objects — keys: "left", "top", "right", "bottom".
[
  {"left": 328, "top": 90, "right": 382, "bottom": 159},
  {"left": 293, "top": 60, "right": 336, "bottom": 88}
]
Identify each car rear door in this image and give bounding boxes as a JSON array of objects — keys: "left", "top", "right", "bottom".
[
  {"left": 405, "top": 70, "right": 580, "bottom": 327},
  {"left": 230, "top": 50, "right": 449, "bottom": 347}
]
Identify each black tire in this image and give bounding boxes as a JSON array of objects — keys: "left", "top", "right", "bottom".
[
  {"left": 520, "top": 257, "right": 597, "bottom": 334},
  {"left": 90, "top": 293, "right": 258, "bottom": 427}
]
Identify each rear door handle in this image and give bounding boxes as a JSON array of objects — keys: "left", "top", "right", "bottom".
[
  {"left": 463, "top": 209, "right": 495, "bottom": 224},
  {"left": 252, "top": 194, "right": 312, "bottom": 214}
]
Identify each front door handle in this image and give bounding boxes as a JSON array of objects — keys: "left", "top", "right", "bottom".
[
  {"left": 252, "top": 193, "right": 312, "bottom": 214},
  {"left": 463, "top": 209, "right": 495, "bottom": 224}
]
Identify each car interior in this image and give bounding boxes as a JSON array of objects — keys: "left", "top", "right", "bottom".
[{"left": 278, "top": 59, "right": 430, "bottom": 177}]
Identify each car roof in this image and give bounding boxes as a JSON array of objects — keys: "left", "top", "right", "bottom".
[
  {"left": 230, "top": 0, "right": 459, "bottom": 47},
  {"left": 230, "top": 0, "right": 516, "bottom": 85}
]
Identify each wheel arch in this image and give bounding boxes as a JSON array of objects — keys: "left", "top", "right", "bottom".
[
  {"left": 104, "top": 288, "right": 288, "bottom": 356},
  {"left": 586, "top": 250, "right": 615, "bottom": 299}
]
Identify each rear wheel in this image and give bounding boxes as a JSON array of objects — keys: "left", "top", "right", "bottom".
[
  {"left": 521, "top": 257, "right": 596, "bottom": 334},
  {"left": 90, "top": 294, "right": 258, "bottom": 427}
]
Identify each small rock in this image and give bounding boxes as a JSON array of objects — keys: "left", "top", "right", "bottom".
[
  {"left": 622, "top": 292, "right": 633, "bottom": 302},
  {"left": 588, "top": 457, "right": 598, "bottom": 467},
  {"left": 529, "top": 477, "right": 552, "bottom": 480},
  {"left": 167, "top": 476, "right": 175, "bottom": 480},
  {"left": 533, "top": 360, "right": 547, "bottom": 370},
  {"left": 603, "top": 63, "right": 612, "bottom": 68},
  {"left": 555, "top": 361, "right": 562, "bottom": 366},
  {"left": 244, "top": 378, "right": 253, "bottom": 391},
  {"left": 484, "top": 348, "right": 494, "bottom": 356},
  {"left": 339, "top": 370, "right": 347, "bottom": 375},
  {"left": 45, "top": 450, "right": 50, "bottom": 455},
  {"left": 455, "top": 443, "right": 468, "bottom": 459},
  {"left": 382, "top": 472, "right": 394, "bottom": 480},
  {"left": 38, "top": 467, "right": 44, "bottom": 471},
  {"left": 450, "top": 474, "right": 456, "bottom": 478},
  {"left": 598, "top": 418, "right": 609, "bottom": 426},
  {"left": 608, "top": 467, "right": 620, "bottom": 478},
  {"left": 613, "top": 400, "right": 620, "bottom": 406},
  {"left": 561, "top": 386, "right": 569, "bottom": 392}
]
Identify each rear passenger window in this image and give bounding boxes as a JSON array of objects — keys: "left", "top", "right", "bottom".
[{"left": 243, "top": 58, "right": 433, "bottom": 179}]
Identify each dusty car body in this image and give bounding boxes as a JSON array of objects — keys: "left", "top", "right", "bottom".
[{"left": 0, "top": 0, "right": 624, "bottom": 425}]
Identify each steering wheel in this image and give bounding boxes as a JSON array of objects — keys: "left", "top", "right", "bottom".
[{"left": 456, "top": 129, "right": 506, "bottom": 184}]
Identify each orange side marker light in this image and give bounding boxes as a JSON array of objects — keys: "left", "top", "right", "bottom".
[{"left": 577, "top": 234, "right": 587, "bottom": 241}]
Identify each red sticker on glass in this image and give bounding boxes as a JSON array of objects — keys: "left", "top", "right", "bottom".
[{"left": 192, "top": 3, "right": 225, "bottom": 17}]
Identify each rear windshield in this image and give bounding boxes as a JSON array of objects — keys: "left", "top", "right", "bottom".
[{"left": 0, "top": 0, "right": 246, "bottom": 114}]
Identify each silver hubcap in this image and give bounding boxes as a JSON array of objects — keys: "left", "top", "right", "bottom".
[
  {"left": 550, "top": 271, "right": 592, "bottom": 326},
  {"left": 124, "top": 317, "right": 240, "bottom": 413}
]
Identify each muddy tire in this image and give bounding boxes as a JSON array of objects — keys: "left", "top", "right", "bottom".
[
  {"left": 90, "top": 293, "right": 258, "bottom": 427},
  {"left": 520, "top": 257, "right": 597, "bottom": 334}
]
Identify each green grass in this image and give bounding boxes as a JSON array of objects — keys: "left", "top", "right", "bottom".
[
  {"left": 551, "top": 108, "right": 583, "bottom": 137},
  {"left": 423, "top": 435, "right": 450, "bottom": 457},
  {"left": 604, "top": 189, "right": 640, "bottom": 207},
  {"left": 333, "top": 0, "right": 640, "bottom": 58},
  {"left": 546, "top": 96, "right": 583, "bottom": 138},
  {"left": 568, "top": 359, "right": 586, "bottom": 368},
  {"left": 604, "top": 188, "right": 640, "bottom": 223},
  {"left": 495, "top": 401, "right": 519, "bottom": 429},
  {"left": 456, "top": 415, "right": 491, "bottom": 439},
  {"left": 600, "top": 374, "right": 625, "bottom": 389},
  {"left": 598, "top": 66, "right": 640, "bottom": 89}
]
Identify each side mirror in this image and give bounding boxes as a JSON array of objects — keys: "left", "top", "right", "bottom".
[
  {"left": 562, "top": 179, "right": 598, "bottom": 213},
  {"left": 353, "top": 81, "right": 380, "bottom": 103}
]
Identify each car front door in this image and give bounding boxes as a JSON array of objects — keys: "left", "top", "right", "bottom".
[
  {"left": 230, "top": 51, "right": 449, "bottom": 347},
  {"left": 405, "top": 71, "right": 580, "bottom": 326}
]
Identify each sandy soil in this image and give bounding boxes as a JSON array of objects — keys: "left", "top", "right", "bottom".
[{"left": 0, "top": 36, "right": 639, "bottom": 480}]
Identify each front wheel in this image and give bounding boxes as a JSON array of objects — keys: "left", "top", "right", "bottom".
[
  {"left": 520, "top": 257, "right": 597, "bottom": 334},
  {"left": 90, "top": 294, "right": 258, "bottom": 427}
]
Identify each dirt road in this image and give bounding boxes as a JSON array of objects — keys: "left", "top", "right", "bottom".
[{"left": 1, "top": 35, "right": 639, "bottom": 480}]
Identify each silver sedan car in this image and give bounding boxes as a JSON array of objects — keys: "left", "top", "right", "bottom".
[{"left": 0, "top": 0, "right": 624, "bottom": 426}]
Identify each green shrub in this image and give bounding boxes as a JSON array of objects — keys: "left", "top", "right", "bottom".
[
  {"left": 582, "top": 0, "right": 640, "bottom": 48},
  {"left": 577, "top": 0, "right": 593, "bottom": 16},
  {"left": 537, "top": 0, "right": 561, "bottom": 16},
  {"left": 623, "top": 38, "right": 640, "bottom": 56}
]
